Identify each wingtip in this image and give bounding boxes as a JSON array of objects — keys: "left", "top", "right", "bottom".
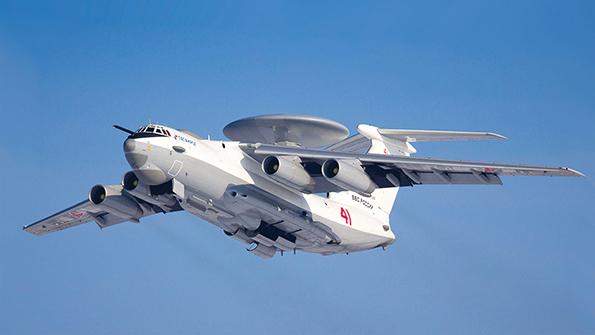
[
  {"left": 565, "top": 168, "right": 585, "bottom": 177},
  {"left": 487, "top": 132, "right": 508, "bottom": 140}
]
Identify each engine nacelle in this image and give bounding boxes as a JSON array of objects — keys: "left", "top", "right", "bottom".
[
  {"left": 247, "top": 242, "right": 277, "bottom": 259},
  {"left": 122, "top": 171, "right": 141, "bottom": 191},
  {"left": 262, "top": 156, "right": 314, "bottom": 192},
  {"left": 89, "top": 184, "right": 143, "bottom": 219},
  {"left": 224, "top": 228, "right": 253, "bottom": 244},
  {"left": 122, "top": 171, "right": 177, "bottom": 207},
  {"left": 322, "top": 159, "right": 377, "bottom": 196}
]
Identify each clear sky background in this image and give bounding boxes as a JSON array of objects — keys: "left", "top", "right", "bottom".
[{"left": 1, "top": 1, "right": 594, "bottom": 334}]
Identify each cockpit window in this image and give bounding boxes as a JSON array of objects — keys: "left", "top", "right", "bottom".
[{"left": 129, "top": 124, "right": 171, "bottom": 139}]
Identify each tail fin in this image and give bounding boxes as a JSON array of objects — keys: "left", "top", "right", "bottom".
[
  {"left": 352, "top": 124, "right": 505, "bottom": 214},
  {"left": 327, "top": 125, "right": 403, "bottom": 218},
  {"left": 364, "top": 127, "right": 400, "bottom": 216},
  {"left": 327, "top": 125, "right": 506, "bottom": 218}
]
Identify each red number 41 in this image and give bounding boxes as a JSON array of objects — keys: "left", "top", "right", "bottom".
[{"left": 340, "top": 207, "right": 352, "bottom": 225}]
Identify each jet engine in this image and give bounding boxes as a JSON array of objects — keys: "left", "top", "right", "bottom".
[
  {"left": 122, "top": 171, "right": 141, "bottom": 191},
  {"left": 121, "top": 171, "right": 177, "bottom": 208},
  {"left": 89, "top": 184, "right": 143, "bottom": 219},
  {"left": 247, "top": 242, "right": 277, "bottom": 259},
  {"left": 262, "top": 156, "right": 314, "bottom": 192},
  {"left": 321, "top": 159, "right": 377, "bottom": 196}
]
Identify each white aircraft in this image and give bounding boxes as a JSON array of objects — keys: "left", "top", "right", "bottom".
[{"left": 25, "top": 115, "right": 583, "bottom": 258}]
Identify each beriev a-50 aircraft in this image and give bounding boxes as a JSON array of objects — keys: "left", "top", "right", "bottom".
[{"left": 25, "top": 115, "right": 583, "bottom": 258}]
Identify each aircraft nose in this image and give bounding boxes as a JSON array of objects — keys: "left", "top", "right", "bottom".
[
  {"left": 123, "top": 138, "right": 168, "bottom": 185},
  {"left": 123, "top": 139, "right": 146, "bottom": 168},
  {"left": 123, "top": 138, "right": 136, "bottom": 152}
]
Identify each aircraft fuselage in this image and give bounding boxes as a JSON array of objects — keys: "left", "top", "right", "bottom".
[{"left": 123, "top": 125, "right": 395, "bottom": 255}]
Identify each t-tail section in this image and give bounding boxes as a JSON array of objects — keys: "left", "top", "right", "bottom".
[
  {"left": 325, "top": 124, "right": 506, "bottom": 224},
  {"left": 326, "top": 124, "right": 406, "bottom": 228}
]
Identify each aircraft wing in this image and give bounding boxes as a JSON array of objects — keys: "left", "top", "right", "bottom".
[
  {"left": 24, "top": 185, "right": 180, "bottom": 236},
  {"left": 246, "top": 143, "right": 582, "bottom": 188},
  {"left": 24, "top": 200, "right": 127, "bottom": 235}
]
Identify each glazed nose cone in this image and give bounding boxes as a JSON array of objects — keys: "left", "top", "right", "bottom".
[{"left": 123, "top": 138, "right": 168, "bottom": 185}]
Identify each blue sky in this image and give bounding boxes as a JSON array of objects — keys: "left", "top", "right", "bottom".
[{"left": 1, "top": 1, "right": 594, "bottom": 334}]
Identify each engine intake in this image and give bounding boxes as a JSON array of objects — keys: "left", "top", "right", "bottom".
[
  {"left": 322, "top": 159, "right": 377, "bottom": 196},
  {"left": 122, "top": 171, "right": 140, "bottom": 191},
  {"left": 262, "top": 156, "right": 314, "bottom": 192},
  {"left": 121, "top": 171, "right": 178, "bottom": 208},
  {"left": 89, "top": 185, "right": 143, "bottom": 219}
]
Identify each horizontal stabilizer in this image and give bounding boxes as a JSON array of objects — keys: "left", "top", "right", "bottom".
[{"left": 378, "top": 129, "right": 507, "bottom": 142}]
